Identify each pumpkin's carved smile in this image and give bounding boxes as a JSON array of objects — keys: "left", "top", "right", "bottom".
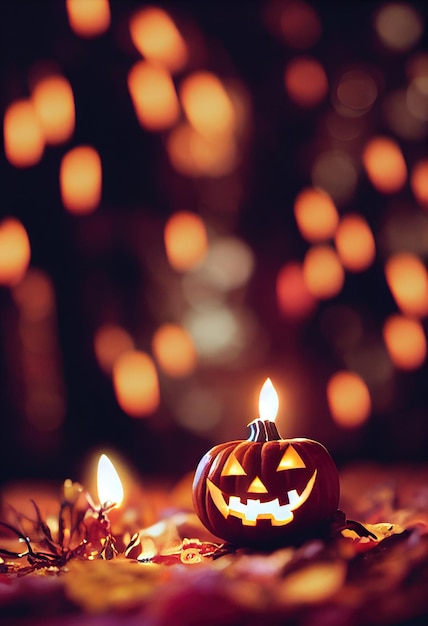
[{"left": 206, "top": 469, "right": 317, "bottom": 527}]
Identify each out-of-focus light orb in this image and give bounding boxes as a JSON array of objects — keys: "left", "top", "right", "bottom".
[
  {"left": 166, "top": 122, "right": 238, "bottom": 178},
  {"left": 4, "top": 100, "right": 44, "bottom": 168},
  {"left": 152, "top": 323, "right": 197, "bottom": 378},
  {"left": 128, "top": 60, "right": 180, "bottom": 132},
  {"left": 334, "top": 214, "right": 376, "bottom": 272},
  {"left": 383, "top": 314, "right": 427, "bottom": 370},
  {"left": 375, "top": 3, "right": 423, "bottom": 52},
  {"left": 129, "top": 6, "right": 188, "bottom": 73},
  {"left": 66, "top": 0, "right": 110, "bottom": 38},
  {"left": 180, "top": 72, "right": 236, "bottom": 138},
  {"left": 385, "top": 252, "right": 428, "bottom": 317},
  {"left": 276, "top": 261, "right": 317, "bottom": 319},
  {"left": 303, "top": 245, "right": 345, "bottom": 299},
  {"left": 407, "top": 78, "right": 428, "bottom": 122},
  {"left": 327, "top": 371, "right": 371, "bottom": 428},
  {"left": 280, "top": 0, "right": 322, "bottom": 49},
  {"left": 411, "top": 159, "right": 428, "bottom": 207},
  {"left": 284, "top": 57, "right": 328, "bottom": 107},
  {"left": 0, "top": 217, "right": 31, "bottom": 286},
  {"left": 383, "top": 89, "right": 427, "bottom": 140},
  {"left": 164, "top": 211, "right": 208, "bottom": 272},
  {"left": 31, "top": 74, "right": 75, "bottom": 145},
  {"left": 362, "top": 136, "right": 407, "bottom": 194},
  {"left": 294, "top": 187, "right": 339, "bottom": 242},
  {"left": 335, "top": 69, "right": 378, "bottom": 117},
  {"left": 12, "top": 268, "right": 55, "bottom": 321},
  {"left": 60, "top": 146, "right": 102, "bottom": 214},
  {"left": 112, "top": 350, "right": 159, "bottom": 417},
  {"left": 94, "top": 324, "right": 134, "bottom": 375},
  {"left": 311, "top": 151, "right": 357, "bottom": 205}
]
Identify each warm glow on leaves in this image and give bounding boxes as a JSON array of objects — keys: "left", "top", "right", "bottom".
[
  {"left": 128, "top": 60, "right": 180, "bottom": 131},
  {"left": 113, "top": 350, "right": 159, "bottom": 417},
  {"left": 31, "top": 74, "right": 75, "bottom": 145},
  {"left": 66, "top": 0, "right": 110, "bottom": 38},
  {"left": 383, "top": 314, "right": 427, "bottom": 370},
  {"left": 276, "top": 262, "right": 317, "bottom": 319},
  {"left": 284, "top": 57, "right": 328, "bottom": 107},
  {"left": 303, "top": 245, "right": 345, "bottom": 299},
  {"left": 4, "top": 100, "right": 44, "bottom": 167},
  {"left": 385, "top": 252, "right": 428, "bottom": 317},
  {"left": 152, "top": 323, "right": 197, "bottom": 377},
  {"left": 0, "top": 218, "right": 31, "bottom": 286},
  {"left": 60, "top": 146, "right": 102, "bottom": 214},
  {"left": 294, "top": 187, "right": 339, "bottom": 242},
  {"left": 180, "top": 72, "right": 236, "bottom": 138},
  {"left": 411, "top": 159, "right": 428, "bottom": 207},
  {"left": 362, "top": 136, "right": 407, "bottom": 193},
  {"left": 164, "top": 211, "right": 208, "bottom": 271},
  {"left": 327, "top": 371, "right": 371, "bottom": 428},
  {"left": 334, "top": 214, "right": 376, "bottom": 272},
  {"left": 94, "top": 324, "right": 135, "bottom": 375},
  {"left": 129, "top": 6, "right": 188, "bottom": 73}
]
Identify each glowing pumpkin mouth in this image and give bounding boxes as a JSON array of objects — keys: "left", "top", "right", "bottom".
[{"left": 206, "top": 470, "right": 317, "bottom": 526}]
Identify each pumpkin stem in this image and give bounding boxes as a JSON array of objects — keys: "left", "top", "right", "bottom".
[{"left": 247, "top": 419, "right": 282, "bottom": 442}]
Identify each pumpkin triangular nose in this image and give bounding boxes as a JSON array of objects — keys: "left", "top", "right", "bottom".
[{"left": 248, "top": 476, "right": 268, "bottom": 493}]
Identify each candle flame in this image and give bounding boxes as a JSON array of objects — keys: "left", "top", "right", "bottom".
[
  {"left": 258, "top": 378, "right": 279, "bottom": 422},
  {"left": 97, "top": 454, "right": 124, "bottom": 508}
]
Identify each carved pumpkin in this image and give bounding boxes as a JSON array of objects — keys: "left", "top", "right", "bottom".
[{"left": 192, "top": 417, "right": 340, "bottom": 547}]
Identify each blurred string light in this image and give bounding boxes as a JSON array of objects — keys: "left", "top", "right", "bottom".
[
  {"left": 112, "top": 350, "right": 159, "bottom": 417},
  {"left": 284, "top": 56, "right": 328, "bottom": 107},
  {"left": 411, "top": 159, "right": 428, "bottom": 207},
  {"left": 152, "top": 323, "right": 197, "bottom": 378},
  {"left": 362, "top": 136, "right": 407, "bottom": 194},
  {"left": 302, "top": 245, "right": 345, "bottom": 299},
  {"left": 59, "top": 145, "right": 102, "bottom": 214},
  {"left": 31, "top": 73, "right": 75, "bottom": 145},
  {"left": 326, "top": 371, "right": 371, "bottom": 428},
  {"left": 12, "top": 269, "right": 66, "bottom": 433},
  {"left": 383, "top": 314, "right": 427, "bottom": 370},
  {"left": 293, "top": 187, "right": 339, "bottom": 242},
  {"left": 65, "top": 0, "right": 111, "bottom": 38},
  {"left": 129, "top": 6, "right": 188, "bottom": 73},
  {"left": 163, "top": 211, "right": 208, "bottom": 272},
  {"left": 3, "top": 100, "right": 44, "bottom": 167},
  {"left": 127, "top": 60, "right": 180, "bottom": 131},
  {"left": 0, "top": 218, "right": 31, "bottom": 286},
  {"left": 334, "top": 214, "right": 376, "bottom": 272},
  {"left": 276, "top": 262, "right": 317, "bottom": 320},
  {"left": 374, "top": 2, "right": 424, "bottom": 52},
  {"left": 384, "top": 252, "right": 428, "bottom": 317},
  {"left": 94, "top": 324, "right": 135, "bottom": 376}
]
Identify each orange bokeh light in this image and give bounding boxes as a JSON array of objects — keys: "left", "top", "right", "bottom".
[
  {"left": 334, "top": 214, "right": 376, "bottom": 272},
  {"left": 152, "top": 323, "right": 197, "bottom": 377},
  {"left": 129, "top": 6, "right": 188, "bottom": 73},
  {"left": 385, "top": 252, "right": 428, "bottom": 317},
  {"left": 31, "top": 74, "right": 75, "bottom": 145},
  {"left": 362, "top": 136, "right": 407, "bottom": 194},
  {"left": 284, "top": 57, "right": 328, "bottom": 107},
  {"left": 94, "top": 324, "right": 135, "bottom": 375},
  {"left": 60, "top": 145, "right": 102, "bottom": 214},
  {"left": 113, "top": 350, "right": 159, "bottom": 417},
  {"left": 164, "top": 211, "right": 208, "bottom": 271},
  {"left": 303, "top": 245, "right": 345, "bottom": 299},
  {"left": 128, "top": 60, "right": 180, "bottom": 131},
  {"left": 66, "top": 0, "right": 110, "bottom": 38},
  {"left": 383, "top": 314, "right": 427, "bottom": 370},
  {"left": 411, "top": 159, "right": 428, "bottom": 207},
  {"left": 180, "top": 72, "right": 236, "bottom": 137},
  {"left": 327, "top": 371, "right": 371, "bottom": 428},
  {"left": 4, "top": 100, "right": 44, "bottom": 168},
  {"left": 294, "top": 187, "right": 339, "bottom": 242},
  {"left": 0, "top": 217, "right": 31, "bottom": 286},
  {"left": 276, "top": 261, "right": 317, "bottom": 319}
]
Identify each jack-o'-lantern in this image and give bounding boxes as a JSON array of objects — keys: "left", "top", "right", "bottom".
[{"left": 192, "top": 379, "right": 340, "bottom": 547}]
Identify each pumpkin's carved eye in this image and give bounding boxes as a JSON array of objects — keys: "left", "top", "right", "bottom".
[
  {"left": 277, "top": 445, "right": 306, "bottom": 471},
  {"left": 221, "top": 453, "right": 247, "bottom": 476}
]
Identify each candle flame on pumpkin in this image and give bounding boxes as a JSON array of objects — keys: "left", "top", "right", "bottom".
[
  {"left": 97, "top": 454, "right": 124, "bottom": 508},
  {"left": 259, "top": 378, "right": 279, "bottom": 422}
]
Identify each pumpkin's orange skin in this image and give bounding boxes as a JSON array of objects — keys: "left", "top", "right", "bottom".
[{"left": 192, "top": 424, "right": 340, "bottom": 547}]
